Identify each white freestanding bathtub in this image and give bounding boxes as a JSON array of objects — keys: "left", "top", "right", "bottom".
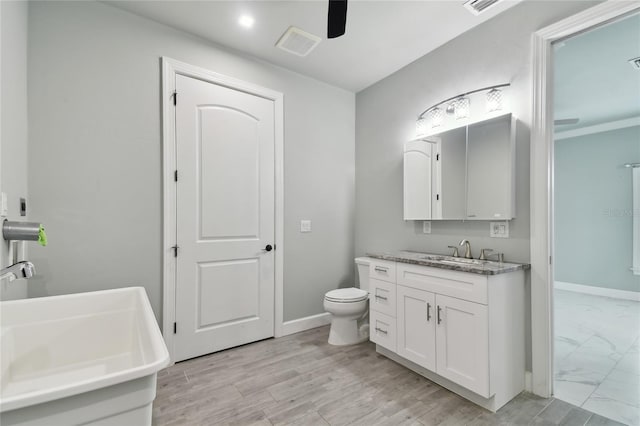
[{"left": 0, "top": 287, "right": 170, "bottom": 425}]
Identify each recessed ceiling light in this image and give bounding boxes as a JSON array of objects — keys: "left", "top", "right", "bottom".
[{"left": 238, "top": 15, "right": 254, "bottom": 29}]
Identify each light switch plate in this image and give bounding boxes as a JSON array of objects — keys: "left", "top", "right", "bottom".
[
  {"left": 490, "top": 221, "right": 509, "bottom": 238},
  {"left": 300, "top": 220, "right": 312, "bottom": 233},
  {"left": 422, "top": 221, "right": 431, "bottom": 234}
]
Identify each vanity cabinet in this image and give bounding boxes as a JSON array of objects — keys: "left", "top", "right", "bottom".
[{"left": 369, "top": 259, "right": 525, "bottom": 412}]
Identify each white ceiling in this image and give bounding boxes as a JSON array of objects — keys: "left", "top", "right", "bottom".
[
  {"left": 554, "top": 12, "right": 640, "bottom": 131},
  {"left": 105, "top": 0, "right": 522, "bottom": 92}
]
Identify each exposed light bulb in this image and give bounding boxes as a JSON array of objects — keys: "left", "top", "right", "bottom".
[
  {"left": 445, "top": 103, "right": 456, "bottom": 115},
  {"left": 238, "top": 15, "right": 255, "bottom": 28}
]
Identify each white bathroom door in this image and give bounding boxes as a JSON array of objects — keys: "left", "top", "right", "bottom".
[{"left": 174, "top": 74, "right": 275, "bottom": 362}]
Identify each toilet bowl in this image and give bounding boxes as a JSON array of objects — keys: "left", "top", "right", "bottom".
[{"left": 324, "top": 257, "right": 372, "bottom": 345}]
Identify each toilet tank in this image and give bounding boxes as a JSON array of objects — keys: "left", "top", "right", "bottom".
[{"left": 355, "top": 257, "right": 372, "bottom": 292}]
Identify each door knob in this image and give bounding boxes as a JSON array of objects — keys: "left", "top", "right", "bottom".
[{"left": 264, "top": 244, "right": 273, "bottom": 252}]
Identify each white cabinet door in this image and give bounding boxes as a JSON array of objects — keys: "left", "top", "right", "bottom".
[
  {"left": 397, "top": 285, "right": 436, "bottom": 370},
  {"left": 404, "top": 140, "right": 432, "bottom": 220},
  {"left": 435, "top": 294, "right": 490, "bottom": 397}
]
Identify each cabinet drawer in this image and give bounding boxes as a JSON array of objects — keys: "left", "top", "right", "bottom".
[
  {"left": 370, "top": 278, "right": 396, "bottom": 317},
  {"left": 369, "top": 260, "right": 396, "bottom": 283},
  {"left": 370, "top": 310, "right": 396, "bottom": 352},
  {"left": 397, "top": 263, "right": 488, "bottom": 304}
]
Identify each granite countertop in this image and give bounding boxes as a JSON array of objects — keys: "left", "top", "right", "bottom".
[{"left": 366, "top": 250, "right": 531, "bottom": 276}]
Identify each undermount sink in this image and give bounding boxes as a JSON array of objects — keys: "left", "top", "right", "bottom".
[
  {"left": 418, "top": 254, "right": 489, "bottom": 266},
  {"left": 0, "top": 287, "right": 169, "bottom": 425}
]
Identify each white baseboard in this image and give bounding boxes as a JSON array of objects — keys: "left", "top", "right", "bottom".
[
  {"left": 525, "top": 371, "right": 533, "bottom": 393},
  {"left": 554, "top": 281, "right": 640, "bottom": 302},
  {"left": 280, "top": 312, "right": 331, "bottom": 337}
]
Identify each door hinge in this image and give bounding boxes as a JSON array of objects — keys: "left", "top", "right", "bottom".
[
  {"left": 174, "top": 170, "right": 178, "bottom": 182},
  {"left": 172, "top": 91, "right": 177, "bottom": 106},
  {"left": 172, "top": 245, "right": 179, "bottom": 257},
  {"left": 173, "top": 322, "right": 177, "bottom": 334}
]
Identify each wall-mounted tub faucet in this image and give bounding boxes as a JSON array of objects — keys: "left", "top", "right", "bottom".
[
  {"left": 459, "top": 239, "right": 472, "bottom": 259},
  {"left": 1, "top": 261, "right": 36, "bottom": 281}
]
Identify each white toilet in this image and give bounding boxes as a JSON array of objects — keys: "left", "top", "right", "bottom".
[{"left": 323, "top": 257, "right": 372, "bottom": 345}]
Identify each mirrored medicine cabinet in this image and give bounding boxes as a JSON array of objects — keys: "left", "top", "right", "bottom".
[{"left": 404, "top": 113, "right": 516, "bottom": 221}]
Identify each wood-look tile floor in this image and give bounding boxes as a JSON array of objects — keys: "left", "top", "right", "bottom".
[{"left": 153, "top": 326, "right": 625, "bottom": 426}]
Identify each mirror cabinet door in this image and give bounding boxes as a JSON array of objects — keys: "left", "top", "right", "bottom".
[
  {"left": 466, "top": 115, "right": 514, "bottom": 219},
  {"left": 433, "top": 127, "right": 467, "bottom": 220}
]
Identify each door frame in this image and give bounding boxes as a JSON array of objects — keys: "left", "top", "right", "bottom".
[
  {"left": 529, "top": 1, "right": 640, "bottom": 397},
  {"left": 161, "top": 57, "right": 285, "bottom": 362}
]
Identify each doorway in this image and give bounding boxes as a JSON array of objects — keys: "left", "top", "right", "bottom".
[
  {"left": 551, "top": 12, "right": 640, "bottom": 425},
  {"left": 161, "top": 58, "right": 285, "bottom": 362}
]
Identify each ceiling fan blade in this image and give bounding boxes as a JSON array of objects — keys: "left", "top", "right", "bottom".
[
  {"left": 328, "top": 0, "right": 347, "bottom": 39},
  {"left": 554, "top": 118, "right": 580, "bottom": 125}
]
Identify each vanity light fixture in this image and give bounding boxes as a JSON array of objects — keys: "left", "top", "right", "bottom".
[
  {"left": 416, "top": 117, "right": 428, "bottom": 136},
  {"left": 454, "top": 97, "right": 470, "bottom": 120},
  {"left": 486, "top": 88, "right": 503, "bottom": 112},
  {"left": 429, "top": 107, "right": 444, "bottom": 127},
  {"left": 415, "top": 83, "right": 509, "bottom": 135}
]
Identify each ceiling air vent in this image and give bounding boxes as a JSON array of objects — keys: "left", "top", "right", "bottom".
[
  {"left": 629, "top": 57, "right": 640, "bottom": 70},
  {"left": 463, "top": 0, "right": 503, "bottom": 15},
  {"left": 275, "top": 26, "right": 321, "bottom": 57}
]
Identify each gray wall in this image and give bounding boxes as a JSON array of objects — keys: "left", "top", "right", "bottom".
[
  {"left": 0, "top": 1, "right": 29, "bottom": 301},
  {"left": 355, "top": 1, "right": 599, "bottom": 370},
  {"left": 555, "top": 126, "right": 640, "bottom": 292},
  {"left": 27, "top": 1, "right": 355, "bottom": 324}
]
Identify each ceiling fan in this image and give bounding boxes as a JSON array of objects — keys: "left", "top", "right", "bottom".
[{"left": 327, "top": 0, "right": 348, "bottom": 39}]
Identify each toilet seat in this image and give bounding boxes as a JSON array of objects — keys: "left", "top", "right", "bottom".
[{"left": 324, "top": 287, "right": 368, "bottom": 303}]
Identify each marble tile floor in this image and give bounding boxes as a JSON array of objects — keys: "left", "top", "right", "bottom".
[
  {"left": 554, "top": 289, "right": 640, "bottom": 426},
  {"left": 154, "top": 325, "right": 624, "bottom": 426}
]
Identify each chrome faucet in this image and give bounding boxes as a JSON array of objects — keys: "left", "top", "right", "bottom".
[
  {"left": 459, "top": 239, "right": 472, "bottom": 259},
  {"left": 487, "top": 252, "right": 505, "bottom": 263},
  {"left": 0, "top": 261, "right": 36, "bottom": 281}
]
